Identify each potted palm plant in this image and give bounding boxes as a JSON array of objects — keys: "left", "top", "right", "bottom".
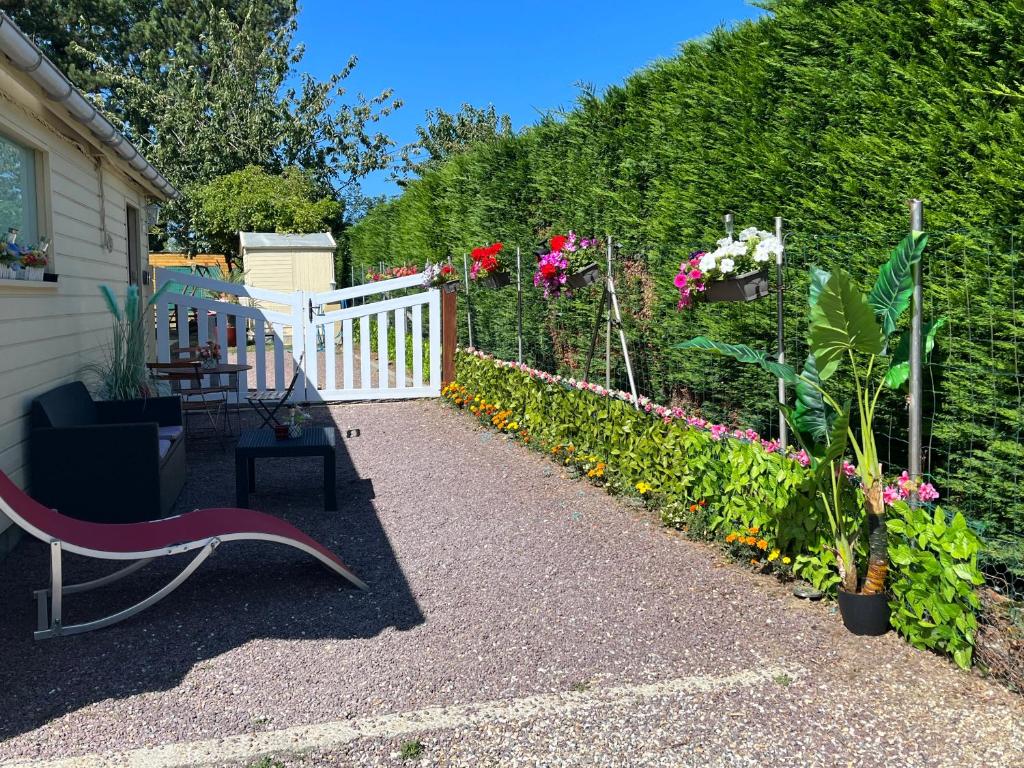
[{"left": 679, "top": 233, "right": 943, "bottom": 635}]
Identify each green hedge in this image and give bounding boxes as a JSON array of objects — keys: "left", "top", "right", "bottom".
[
  {"left": 351, "top": 0, "right": 1024, "bottom": 575},
  {"left": 452, "top": 350, "right": 984, "bottom": 667}
]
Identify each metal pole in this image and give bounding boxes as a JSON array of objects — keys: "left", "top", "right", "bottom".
[
  {"left": 516, "top": 247, "right": 523, "bottom": 363},
  {"left": 775, "top": 216, "right": 788, "bottom": 450},
  {"left": 462, "top": 253, "right": 474, "bottom": 349},
  {"left": 909, "top": 199, "right": 924, "bottom": 489},
  {"left": 605, "top": 236, "right": 612, "bottom": 388},
  {"left": 724, "top": 212, "right": 735, "bottom": 239}
]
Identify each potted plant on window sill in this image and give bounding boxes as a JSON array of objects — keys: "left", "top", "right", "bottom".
[
  {"left": 679, "top": 233, "right": 946, "bottom": 635},
  {"left": 469, "top": 242, "right": 509, "bottom": 289}
]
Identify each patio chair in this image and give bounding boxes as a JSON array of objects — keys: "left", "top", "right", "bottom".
[
  {"left": 247, "top": 352, "right": 305, "bottom": 428},
  {"left": 0, "top": 471, "right": 367, "bottom": 640},
  {"left": 148, "top": 360, "right": 234, "bottom": 442}
]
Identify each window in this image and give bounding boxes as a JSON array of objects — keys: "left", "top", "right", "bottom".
[{"left": 0, "top": 132, "right": 39, "bottom": 247}]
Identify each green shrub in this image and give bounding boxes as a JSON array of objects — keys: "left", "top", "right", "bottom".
[{"left": 452, "top": 350, "right": 985, "bottom": 667}]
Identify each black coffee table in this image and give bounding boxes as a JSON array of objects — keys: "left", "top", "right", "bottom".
[{"left": 235, "top": 428, "right": 337, "bottom": 510}]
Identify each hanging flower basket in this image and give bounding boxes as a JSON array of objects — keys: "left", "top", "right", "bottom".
[
  {"left": 442, "top": 280, "right": 460, "bottom": 294},
  {"left": 479, "top": 270, "right": 511, "bottom": 289},
  {"left": 565, "top": 262, "right": 601, "bottom": 290},
  {"left": 704, "top": 268, "right": 770, "bottom": 303}
]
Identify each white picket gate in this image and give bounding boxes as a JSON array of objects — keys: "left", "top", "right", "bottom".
[{"left": 153, "top": 268, "right": 441, "bottom": 403}]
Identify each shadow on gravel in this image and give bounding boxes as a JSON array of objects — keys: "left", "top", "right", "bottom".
[{"left": 0, "top": 407, "right": 422, "bottom": 742}]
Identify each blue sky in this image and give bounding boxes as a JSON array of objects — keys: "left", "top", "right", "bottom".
[{"left": 294, "top": 1, "right": 764, "bottom": 198}]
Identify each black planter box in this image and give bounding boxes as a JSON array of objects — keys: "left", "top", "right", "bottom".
[
  {"left": 704, "top": 268, "right": 770, "bottom": 303},
  {"left": 479, "top": 270, "right": 511, "bottom": 289},
  {"left": 565, "top": 262, "right": 601, "bottom": 290},
  {"left": 441, "top": 280, "right": 460, "bottom": 294}
]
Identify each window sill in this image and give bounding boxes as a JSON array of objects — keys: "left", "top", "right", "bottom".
[{"left": 0, "top": 276, "right": 58, "bottom": 291}]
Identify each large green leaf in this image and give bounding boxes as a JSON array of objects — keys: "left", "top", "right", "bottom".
[
  {"left": 809, "top": 269, "right": 884, "bottom": 376},
  {"left": 792, "top": 353, "right": 834, "bottom": 441},
  {"left": 867, "top": 233, "right": 927, "bottom": 338},
  {"left": 884, "top": 316, "right": 948, "bottom": 389},
  {"left": 676, "top": 337, "right": 799, "bottom": 384},
  {"left": 808, "top": 266, "right": 831, "bottom": 310}
]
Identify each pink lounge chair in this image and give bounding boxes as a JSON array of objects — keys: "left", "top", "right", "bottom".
[{"left": 0, "top": 472, "right": 367, "bottom": 640}]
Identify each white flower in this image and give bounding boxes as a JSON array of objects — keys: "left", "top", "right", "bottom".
[
  {"left": 719, "top": 258, "right": 736, "bottom": 274},
  {"left": 716, "top": 236, "right": 734, "bottom": 248},
  {"left": 726, "top": 241, "right": 747, "bottom": 258},
  {"left": 699, "top": 253, "right": 718, "bottom": 272},
  {"left": 754, "top": 236, "right": 783, "bottom": 263},
  {"left": 738, "top": 226, "right": 759, "bottom": 242}
]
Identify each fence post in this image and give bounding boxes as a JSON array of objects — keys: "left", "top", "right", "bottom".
[
  {"left": 516, "top": 246, "right": 523, "bottom": 363},
  {"left": 605, "top": 236, "right": 612, "bottom": 388},
  {"left": 441, "top": 287, "right": 457, "bottom": 387},
  {"left": 909, "top": 199, "right": 924, "bottom": 490},
  {"left": 462, "top": 253, "right": 474, "bottom": 349},
  {"left": 775, "top": 216, "right": 788, "bottom": 450}
]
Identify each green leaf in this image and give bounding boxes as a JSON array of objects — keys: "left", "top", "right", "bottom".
[
  {"left": 792, "top": 353, "right": 834, "bottom": 441},
  {"left": 884, "top": 317, "right": 948, "bottom": 389},
  {"left": 809, "top": 269, "right": 884, "bottom": 376},
  {"left": 675, "top": 337, "right": 799, "bottom": 384},
  {"left": 99, "top": 285, "right": 123, "bottom": 321},
  {"left": 868, "top": 233, "right": 927, "bottom": 338},
  {"left": 808, "top": 266, "right": 831, "bottom": 310}
]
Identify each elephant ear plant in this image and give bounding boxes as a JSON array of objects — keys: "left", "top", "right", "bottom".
[
  {"left": 678, "top": 233, "right": 942, "bottom": 598},
  {"left": 85, "top": 282, "right": 173, "bottom": 400}
]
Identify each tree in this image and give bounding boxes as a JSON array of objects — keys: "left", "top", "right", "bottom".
[
  {"left": 5, "top": 1, "right": 401, "bottom": 251},
  {"left": 395, "top": 103, "right": 513, "bottom": 183},
  {"left": 192, "top": 165, "right": 342, "bottom": 262}
]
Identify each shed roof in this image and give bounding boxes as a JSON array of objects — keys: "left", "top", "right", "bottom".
[{"left": 240, "top": 232, "right": 336, "bottom": 251}]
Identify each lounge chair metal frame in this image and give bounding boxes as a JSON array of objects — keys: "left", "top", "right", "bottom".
[{"left": 0, "top": 472, "right": 367, "bottom": 641}]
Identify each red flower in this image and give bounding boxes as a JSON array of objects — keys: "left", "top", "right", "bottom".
[
  {"left": 540, "top": 262, "right": 559, "bottom": 278},
  {"left": 471, "top": 247, "right": 486, "bottom": 261},
  {"left": 490, "top": 242, "right": 504, "bottom": 255},
  {"left": 550, "top": 234, "right": 567, "bottom": 252},
  {"left": 440, "top": 264, "right": 454, "bottom": 275}
]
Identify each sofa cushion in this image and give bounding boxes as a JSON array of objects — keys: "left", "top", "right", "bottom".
[
  {"left": 30, "top": 382, "right": 98, "bottom": 429},
  {"left": 158, "top": 439, "right": 172, "bottom": 460},
  {"left": 158, "top": 425, "right": 184, "bottom": 443}
]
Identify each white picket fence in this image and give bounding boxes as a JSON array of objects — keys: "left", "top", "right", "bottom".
[{"left": 153, "top": 268, "right": 441, "bottom": 403}]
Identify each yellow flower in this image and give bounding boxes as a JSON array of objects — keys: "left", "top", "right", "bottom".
[
  {"left": 767, "top": 550, "right": 780, "bottom": 562},
  {"left": 474, "top": 396, "right": 480, "bottom": 403},
  {"left": 635, "top": 481, "right": 652, "bottom": 495},
  {"left": 509, "top": 422, "right": 518, "bottom": 430},
  {"left": 782, "top": 556, "right": 791, "bottom": 565}
]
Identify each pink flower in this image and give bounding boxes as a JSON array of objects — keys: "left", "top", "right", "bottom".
[
  {"left": 744, "top": 429, "right": 760, "bottom": 442},
  {"left": 918, "top": 483, "right": 940, "bottom": 502},
  {"left": 710, "top": 424, "right": 727, "bottom": 440},
  {"left": 898, "top": 470, "right": 913, "bottom": 494},
  {"left": 883, "top": 485, "right": 902, "bottom": 505},
  {"left": 761, "top": 439, "right": 780, "bottom": 453},
  {"left": 793, "top": 449, "right": 810, "bottom": 467},
  {"left": 842, "top": 461, "right": 857, "bottom": 478}
]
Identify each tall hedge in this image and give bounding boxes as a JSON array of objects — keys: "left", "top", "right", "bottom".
[{"left": 349, "top": 0, "right": 1024, "bottom": 575}]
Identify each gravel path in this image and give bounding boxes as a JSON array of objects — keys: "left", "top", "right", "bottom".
[{"left": 0, "top": 399, "right": 1021, "bottom": 767}]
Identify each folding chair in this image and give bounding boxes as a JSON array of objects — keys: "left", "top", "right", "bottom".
[
  {"left": 247, "top": 352, "right": 305, "bottom": 428},
  {"left": 148, "top": 361, "right": 234, "bottom": 443},
  {"left": 0, "top": 471, "right": 366, "bottom": 640}
]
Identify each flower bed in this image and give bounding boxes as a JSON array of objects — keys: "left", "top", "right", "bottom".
[{"left": 447, "top": 348, "right": 985, "bottom": 668}]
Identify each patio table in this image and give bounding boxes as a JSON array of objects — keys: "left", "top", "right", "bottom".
[{"left": 234, "top": 427, "right": 337, "bottom": 511}]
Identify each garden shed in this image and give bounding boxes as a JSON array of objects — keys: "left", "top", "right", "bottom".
[{"left": 239, "top": 232, "right": 336, "bottom": 310}]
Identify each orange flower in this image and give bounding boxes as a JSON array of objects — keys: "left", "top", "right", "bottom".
[
  {"left": 756, "top": 539, "right": 769, "bottom": 550},
  {"left": 750, "top": 558, "right": 759, "bottom": 565},
  {"left": 748, "top": 526, "right": 760, "bottom": 535},
  {"left": 745, "top": 536, "right": 757, "bottom": 546},
  {"left": 725, "top": 533, "right": 738, "bottom": 543},
  {"left": 689, "top": 504, "right": 698, "bottom": 513}
]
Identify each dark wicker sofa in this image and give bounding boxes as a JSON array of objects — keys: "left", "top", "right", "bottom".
[{"left": 29, "top": 382, "right": 186, "bottom": 523}]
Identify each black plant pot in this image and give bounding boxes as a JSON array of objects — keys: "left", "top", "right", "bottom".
[
  {"left": 565, "top": 262, "right": 601, "bottom": 290},
  {"left": 837, "top": 589, "right": 891, "bottom": 636},
  {"left": 441, "top": 280, "right": 460, "bottom": 294},
  {"left": 479, "top": 270, "right": 510, "bottom": 289},
  {"left": 704, "top": 268, "right": 770, "bottom": 303}
]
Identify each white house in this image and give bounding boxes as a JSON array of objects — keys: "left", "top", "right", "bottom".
[{"left": 0, "top": 13, "right": 177, "bottom": 555}]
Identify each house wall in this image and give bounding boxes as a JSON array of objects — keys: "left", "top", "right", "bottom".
[{"left": 0, "top": 69, "right": 151, "bottom": 539}]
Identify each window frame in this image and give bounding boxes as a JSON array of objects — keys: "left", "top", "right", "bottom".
[{"left": 0, "top": 117, "right": 53, "bottom": 276}]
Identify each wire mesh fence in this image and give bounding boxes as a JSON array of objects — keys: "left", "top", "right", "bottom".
[{"left": 451, "top": 223, "right": 1023, "bottom": 688}]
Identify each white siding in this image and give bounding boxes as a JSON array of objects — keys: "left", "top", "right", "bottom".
[{"left": 0, "top": 84, "right": 152, "bottom": 536}]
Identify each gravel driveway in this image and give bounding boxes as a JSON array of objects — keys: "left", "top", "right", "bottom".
[{"left": 0, "top": 400, "right": 1021, "bottom": 767}]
